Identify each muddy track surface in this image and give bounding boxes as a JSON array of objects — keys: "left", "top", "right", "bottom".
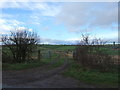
[{"left": 2, "top": 59, "right": 104, "bottom": 88}]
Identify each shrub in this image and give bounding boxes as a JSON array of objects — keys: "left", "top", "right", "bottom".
[
  {"left": 73, "top": 34, "right": 114, "bottom": 72},
  {"left": 73, "top": 45, "right": 114, "bottom": 72},
  {"left": 2, "top": 29, "right": 39, "bottom": 63}
]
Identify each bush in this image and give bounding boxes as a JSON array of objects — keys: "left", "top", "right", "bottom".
[
  {"left": 2, "top": 29, "right": 39, "bottom": 63},
  {"left": 73, "top": 45, "right": 114, "bottom": 72}
]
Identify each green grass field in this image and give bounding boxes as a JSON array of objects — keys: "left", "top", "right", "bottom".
[{"left": 38, "top": 44, "right": 119, "bottom": 55}]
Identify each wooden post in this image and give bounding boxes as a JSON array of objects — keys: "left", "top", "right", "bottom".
[
  {"left": 113, "top": 41, "right": 115, "bottom": 49},
  {"left": 38, "top": 50, "right": 41, "bottom": 60},
  {"left": 48, "top": 50, "right": 51, "bottom": 59}
]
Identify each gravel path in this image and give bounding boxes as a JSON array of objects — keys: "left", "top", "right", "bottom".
[{"left": 2, "top": 59, "right": 98, "bottom": 88}]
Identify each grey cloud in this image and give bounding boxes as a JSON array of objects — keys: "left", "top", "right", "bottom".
[
  {"left": 91, "top": 3, "right": 118, "bottom": 26},
  {"left": 56, "top": 2, "right": 118, "bottom": 32},
  {"left": 56, "top": 3, "right": 91, "bottom": 26}
]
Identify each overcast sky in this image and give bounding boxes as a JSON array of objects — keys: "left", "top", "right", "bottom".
[{"left": 0, "top": 1, "right": 118, "bottom": 44}]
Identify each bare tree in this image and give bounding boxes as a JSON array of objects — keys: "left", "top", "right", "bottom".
[
  {"left": 80, "top": 34, "right": 107, "bottom": 45},
  {"left": 73, "top": 33, "right": 113, "bottom": 72},
  {"left": 81, "top": 34, "right": 90, "bottom": 45},
  {"left": 2, "top": 29, "right": 39, "bottom": 63},
  {"left": 91, "top": 38, "right": 107, "bottom": 45}
]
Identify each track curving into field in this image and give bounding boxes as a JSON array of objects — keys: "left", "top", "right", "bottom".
[{"left": 3, "top": 59, "right": 97, "bottom": 88}]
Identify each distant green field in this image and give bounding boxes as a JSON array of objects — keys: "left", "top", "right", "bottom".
[
  {"left": 38, "top": 45, "right": 76, "bottom": 51},
  {"left": 2, "top": 44, "right": 119, "bottom": 59},
  {"left": 38, "top": 44, "right": 119, "bottom": 55}
]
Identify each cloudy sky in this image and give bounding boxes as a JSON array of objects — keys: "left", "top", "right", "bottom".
[{"left": 0, "top": 0, "right": 118, "bottom": 44}]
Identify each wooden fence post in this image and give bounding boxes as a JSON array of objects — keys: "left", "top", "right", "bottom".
[
  {"left": 113, "top": 41, "right": 115, "bottom": 49},
  {"left": 38, "top": 50, "right": 41, "bottom": 60},
  {"left": 48, "top": 50, "right": 51, "bottom": 59}
]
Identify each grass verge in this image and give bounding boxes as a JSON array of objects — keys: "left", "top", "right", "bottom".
[
  {"left": 3, "top": 57, "right": 65, "bottom": 71},
  {"left": 2, "top": 57, "right": 53, "bottom": 71},
  {"left": 62, "top": 60, "right": 119, "bottom": 88}
]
